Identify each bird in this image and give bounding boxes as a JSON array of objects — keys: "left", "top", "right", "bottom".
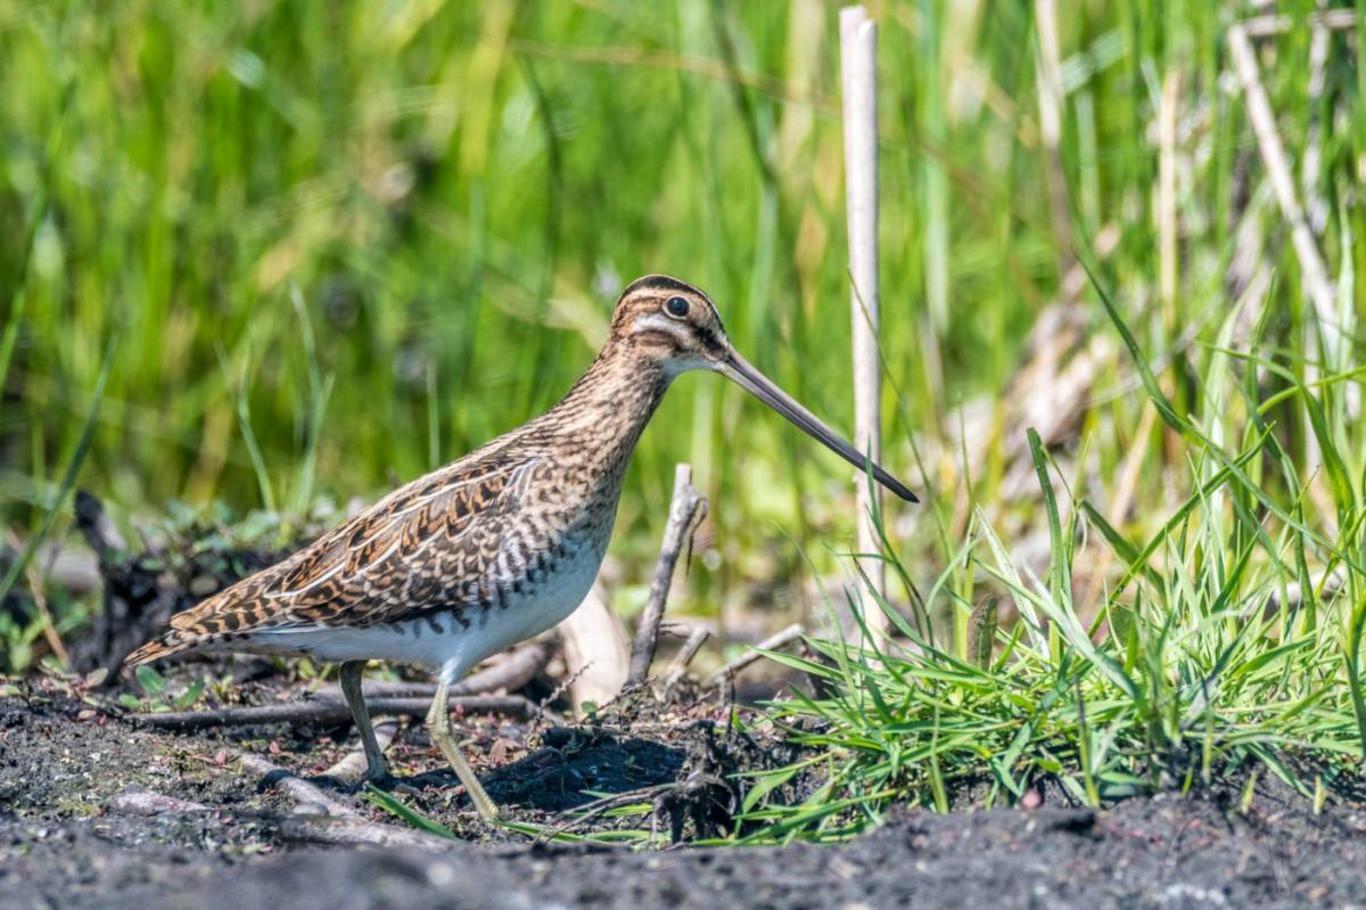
[{"left": 126, "top": 275, "right": 917, "bottom": 820}]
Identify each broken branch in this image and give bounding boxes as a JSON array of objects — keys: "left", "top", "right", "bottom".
[
  {"left": 705, "top": 624, "right": 804, "bottom": 689},
  {"left": 274, "top": 815, "right": 454, "bottom": 850},
  {"left": 627, "top": 463, "right": 706, "bottom": 686},
  {"left": 662, "top": 626, "right": 711, "bottom": 691},
  {"left": 557, "top": 581, "right": 630, "bottom": 715}
]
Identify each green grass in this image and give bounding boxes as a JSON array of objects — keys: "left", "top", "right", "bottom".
[{"left": 736, "top": 283, "right": 1366, "bottom": 841}]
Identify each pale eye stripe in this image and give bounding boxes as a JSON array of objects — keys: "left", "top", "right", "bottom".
[{"left": 636, "top": 313, "right": 690, "bottom": 340}]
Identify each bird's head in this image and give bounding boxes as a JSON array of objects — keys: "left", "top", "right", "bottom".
[
  {"left": 609, "top": 274, "right": 730, "bottom": 377},
  {"left": 609, "top": 274, "right": 918, "bottom": 502}
]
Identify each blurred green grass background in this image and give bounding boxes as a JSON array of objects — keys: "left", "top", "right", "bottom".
[{"left": 2, "top": 0, "right": 1363, "bottom": 637}]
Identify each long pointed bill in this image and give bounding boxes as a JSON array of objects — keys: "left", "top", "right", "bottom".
[{"left": 718, "top": 351, "right": 919, "bottom": 503}]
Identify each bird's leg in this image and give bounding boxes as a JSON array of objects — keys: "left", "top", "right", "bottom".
[
  {"left": 426, "top": 679, "right": 499, "bottom": 820},
  {"left": 339, "top": 660, "right": 390, "bottom": 784}
]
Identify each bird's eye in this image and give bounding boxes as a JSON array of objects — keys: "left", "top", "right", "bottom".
[{"left": 664, "top": 296, "right": 690, "bottom": 319}]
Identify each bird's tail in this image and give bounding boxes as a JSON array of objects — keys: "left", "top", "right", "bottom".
[
  {"left": 124, "top": 579, "right": 268, "bottom": 669},
  {"left": 125, "top": 630, "right": 203, "bottom": 667}
]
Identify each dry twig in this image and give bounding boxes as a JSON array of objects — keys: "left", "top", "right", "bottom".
[
  {"left": 705, "top": 624, "right": 804, "bottom": 689},
  {"left": 627, "top": 464, "right": 706, "bottom": 686},
  {"left": 663, "top": 625, "right": 712, "bottom": 691},
  {"left": 238, "top": 751, "right": 361, "bottom": 818},
  {"left": 273, "top": 815, "right": 454, "bottom": 849},
  {"left": 1226, "top": 23, "right": 1337, "bottom": 336}
]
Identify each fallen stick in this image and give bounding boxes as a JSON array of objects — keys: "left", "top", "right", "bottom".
[
  {"left": 627, "top": 464, "right": 706, "bottom": 686},
  {"left": 705, "top": 624, "right": 804, "bottom": 689},
  {"left": 238, "top": 751, "right": 452, "bottom": 849},
  {"left": 274, "top": 814, "right": 454, "bottom": 850},
  {"left": 239, "top": 752, "right": 362, "bottom": 819},
  {"left": 134, "top": 694, "right": 534, "bottom": 731},
  {"left": 557, "top": 581, "right": 631, "bottom": 716}
]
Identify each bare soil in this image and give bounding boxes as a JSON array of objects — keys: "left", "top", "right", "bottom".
[
  {"left": 7, "top": 515, "right": 1366, "bottom": 908},
  {"left": 4, "top": 680, "right": 1366, "bottom": 909}
]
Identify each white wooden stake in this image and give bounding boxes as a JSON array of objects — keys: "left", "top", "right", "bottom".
[{"left": 840, "top": 5, "right": 886, "bottom": 640}]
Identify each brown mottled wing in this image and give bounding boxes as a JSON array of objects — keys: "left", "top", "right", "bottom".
[
  {"left": 155, "top": 455, "right": 544, "bottom": 645},
  {"left": 269, "top": 455, "right": 545, "bottom": 627}
]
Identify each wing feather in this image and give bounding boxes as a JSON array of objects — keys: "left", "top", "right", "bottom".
[
  {"left": 153, "top": 454, "right": 547, "bottom": 646},
  {"left": 282, "top": 455, "right": 545, "bottom": 626}
]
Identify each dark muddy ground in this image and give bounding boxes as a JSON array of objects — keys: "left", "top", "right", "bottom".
[
  {"left": 6, "top": 511, "right": 1366, "bottom": 908},
  {"left": 4, "top": 680, "right": 1366, "bottom": 909}
]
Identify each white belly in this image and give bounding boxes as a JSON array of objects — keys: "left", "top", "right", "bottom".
[{"left": 239, "top": 535, "right": 606, "bottom": 682}]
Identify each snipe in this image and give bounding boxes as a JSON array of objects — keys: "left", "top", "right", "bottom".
[{"left": 127, "top": 275, "right": 916, "bottom": 819}]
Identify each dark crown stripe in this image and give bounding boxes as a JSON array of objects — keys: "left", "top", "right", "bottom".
[{"left": 621, "top": 274, "right": 702, "bottom": 299}]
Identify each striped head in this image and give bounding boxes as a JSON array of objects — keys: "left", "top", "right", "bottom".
[
  {"left": 607, "top": 275, "right": 919, "bottom": 502},
  {"left": 609, "top": 275, "right": 728, "bottom": 377}
]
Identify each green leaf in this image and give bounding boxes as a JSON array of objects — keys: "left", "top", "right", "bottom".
[
  {"left": 741, "top": 764, "right": 802, "bottom": 813},
  {"left": 135, "top": 665, "right": 166, "bottom": 696},
  {"left": 172, "top": 679, "right": 205, "bottom": 710},
  {"left": 1026, "top": 428, "right": 1070, "bottom": 611},
  {"left": 362, "top": 785, "right": 455, "bottom": 839},
  {"left": 968, "top": 597, "right": 998, "bottom": 670}
]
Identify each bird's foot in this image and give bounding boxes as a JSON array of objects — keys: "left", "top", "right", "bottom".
[
  {"left": 435, "top": 745, "right": 499, "bottom": 820},
  {"left": 350, "top": 773, "right": 394, "bottom": 793},
  {"left": 459, "top": 781, "right": 500, "bottom": 822},
  {"left": 336, "top": 758, "right": 394, "bottom": 793}
]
